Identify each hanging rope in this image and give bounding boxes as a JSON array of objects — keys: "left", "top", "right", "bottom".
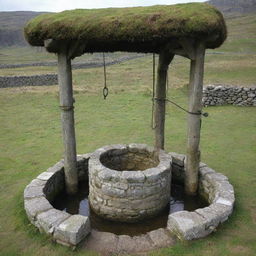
[
  {"left": 154, "top": 98, "right": 209, "bottom": 117},
  {"left": 151, "top": 53, "right": 156, "bottom": 129},
  {"left": 164, "top": 66, "right": 208, "bottom": 116},
  {"left": 102, "top": 52, "right": 108, "bottom": 99},
  {"left": 151, "top": 53, "right": 208, "bottom": 118}
]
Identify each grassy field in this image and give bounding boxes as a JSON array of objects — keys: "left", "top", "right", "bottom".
[
  {"left": 0, "top": 86, "right": 255, "bottom": 256},
  {"left": 1, "top": 12, "right": 256, "bottom": 87},
  {"left": 0, "top": 11, "right": 256, "bottom": 256}
]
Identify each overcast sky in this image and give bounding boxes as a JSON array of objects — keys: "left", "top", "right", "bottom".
[{"left": 0, "top": 0, "right": 206, "bottom": 12}]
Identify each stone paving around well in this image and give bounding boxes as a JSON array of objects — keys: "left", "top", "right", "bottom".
[
  {"left": 168, "top": 152, "right": 235, "bottom": 240},
  {"left": 83, "top": 228, "right": 176, "bottom": 255},
  {"left": 24, "top": 155, "right": 91, "bottom": 247},
  {"left": 24, "top": 145, "right": 235, "bottom": 254}
]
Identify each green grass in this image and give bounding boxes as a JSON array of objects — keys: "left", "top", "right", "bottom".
[
  {"left": 217, "top": 14, "right": 256, "bottom": 53},
  {"left": 1, "top": 51, "right": 255, "bottom": 88},
  {"left": 0, "top": 84, "right": 255, "bottom": 256},
  {"left": 0, "top": 9, "right": 256, "bottom": 256},
  {"left": 0, "top": 65, "right": 57, "bottom": 76},
  {"left": 1, "top": 12, "right": 256, "bottom": 86},
  {"left": 0, "top": 46, "right": 55, "bottom": 64},
  {"left": 0, "top": 46, "right": 136, "bottom": 65}
]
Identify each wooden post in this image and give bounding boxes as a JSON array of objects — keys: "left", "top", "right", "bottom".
[
  {"left": 185, "top": 42, "right": 205, "bottom": 196},
  {"left": 57, "top": 45, "right": 78, "bottom": 195},
  {"left": 154, "top": 51, "right": 174, "bottom": 149}
]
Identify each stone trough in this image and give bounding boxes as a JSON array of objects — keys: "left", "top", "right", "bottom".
[{"left": 24, "top": 144, "right": 235, "bottom": 250}]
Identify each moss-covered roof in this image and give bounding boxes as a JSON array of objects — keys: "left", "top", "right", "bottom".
[{"left": 24, "top": 3, "right": 227, "bottom": 54}]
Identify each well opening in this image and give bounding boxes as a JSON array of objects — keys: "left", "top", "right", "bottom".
[{"left": 100, "top": 148, "right": 159, "bottom": 171}]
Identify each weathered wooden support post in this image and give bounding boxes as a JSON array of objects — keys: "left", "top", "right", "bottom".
[
  {"left": 57, "top": 44, "right": 78, "bottom": 195},
  {"left": 154, "top": 51, "right": 174, "bottom": 149},
  {"left": 185, "top": 42, "right": 205, "bottom": 195}
]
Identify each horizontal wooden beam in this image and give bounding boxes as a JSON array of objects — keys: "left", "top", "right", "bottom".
[
  {"left": 68, "top": 41, "right": 86, "bottom": 59},
  {"left": 170, "top": 48, "right": 190, "bottom": 59},
  {"left": 179, "top": 38, "right": 196, "bottom": 60},
  {"left": 44, "top": 39, "right": 60, "bottom": 53},
  {"left": 165, "top": 40, "right": 196, "bottom": 60}
]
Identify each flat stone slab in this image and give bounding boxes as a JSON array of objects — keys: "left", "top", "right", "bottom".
[
  {"left": 84, "top": 229, "right": 176, "bottom": 255},
  {"left": 148, "top": 228, "right": 176, "bottom": 248},
  {"left": 24, "top": 185, "right": 44, "bottom": 199},
  {"left": 37, "top": 171, "right": 54, "bottom": 181},
  {"left": 168, "top": 152, "right": 185, "bottom": 166},
  {"left": 117, "top": 234, "right": 137, "bottom": 254},
  {"left": 168, "top": 211, "right": 211, "bottom": 240},
  {"left": 36, "top": 209, "right": 70, "bottom": 234},
  {"left": 167, "top": 153, "right": 234, "bottom": 240},
  {"left": 29, "top": 179, "right": 47, "bottom": 187},
  {"left": 24, "top": 197, "right": 53, "bottom": 223},
  {"left": 208, "top": 203, "right": 233, "bottom": 223},
  {"left": 54, "top": 215, "right": 90, "bottom": 246},
  {"left": 132, "top": 234, "right": 155, "bottom": 252},
  {"left": 83, "top": 230, "right": 118, "bottom": 254}
]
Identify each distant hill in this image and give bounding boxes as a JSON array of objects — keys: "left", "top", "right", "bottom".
[
  {"left": 208, "top": 0, "right": 256, "bottom": 15},
  {"left": 1, "top": 1, "right": 256, "bottom": 47},
  {"left": 0, "top": 11, "right": 47, "bottom": 47}
]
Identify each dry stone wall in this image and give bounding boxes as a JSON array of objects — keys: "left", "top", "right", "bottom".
[
  {"left": 0, "top": 74, "right": 57, "bottom": 88},
  {"left": 0, "top": 54, "right": 145, "bottom": 70},
  {"left": 0, "top": 55, "right": 145, "bottom": 88},
  {"left": 203, "top": 85, "right": 256, "bottom": 106}
]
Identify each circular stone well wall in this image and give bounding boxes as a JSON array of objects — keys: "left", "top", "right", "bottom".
[
  {"left": 88, "top": 144, "right": 172, "bottom": 222},
  {"left": 23, "top": 150, "right": 235, "bottom": 249}
]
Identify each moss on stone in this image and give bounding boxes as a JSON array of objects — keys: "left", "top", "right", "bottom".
[{"left": 24, "top": 3, "right": 227, "bottom": 53}]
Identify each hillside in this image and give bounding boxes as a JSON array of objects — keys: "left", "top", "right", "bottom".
[
  {"left": 0, "top": 0, "right": 256, "bottom": 47},
  {"left": 1, "top": 1, "right": 256, "bottom": 47},
  {"left": 0, "top": 11, "right": 47, "bottom": 46},
  {"left": 208, "top": 0, "right": 256, "bottom": 15}
]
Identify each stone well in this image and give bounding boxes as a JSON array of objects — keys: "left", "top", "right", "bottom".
[
  {"left": 23, "top": 150, "right": 235, "bottom": 248},
  {"left": 88, "top": 144, "right": 172, "bottom": 222}
]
